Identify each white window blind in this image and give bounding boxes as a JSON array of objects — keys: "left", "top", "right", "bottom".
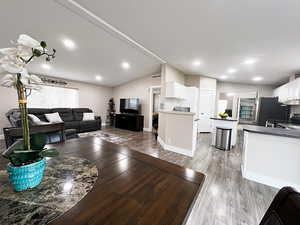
[{"left": 27, "top": 85, "right": 79, "bottom": 108}]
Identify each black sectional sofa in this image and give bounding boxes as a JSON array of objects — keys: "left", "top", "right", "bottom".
[{"left": 6, "top": 108, "right": 101, "bottom": 142}]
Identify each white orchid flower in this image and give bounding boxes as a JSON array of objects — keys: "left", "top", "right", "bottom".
[
  {"left": 0, "top": 56, "right": 25, "bottom": 73},
  {"left": 17, "top": 34, "right": 41, "bottom": 49},
  {"left": 0, "top": 74, "right": 16, "bottom": 88},
  {"left": 0, "top": 48, "right": 17, "bottom": 56},
  {"left": 28, "top": 74, "right": 43, "bottom": 84},
  {"left": 0, "top": 70, "right": 43, "bottom": 90}
]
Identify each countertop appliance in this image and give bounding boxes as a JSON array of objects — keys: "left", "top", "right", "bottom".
[{"left": 257, "top": 97, "right": 290, "bottom": 126}]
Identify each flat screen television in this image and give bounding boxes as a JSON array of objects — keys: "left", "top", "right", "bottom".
[{"left": 120, "top": 98, "right": 140, "bottom": 114}]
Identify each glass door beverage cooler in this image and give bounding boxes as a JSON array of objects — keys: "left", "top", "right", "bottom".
[{"left": 238, "top": 98, "right": 258, "bottom": 124}]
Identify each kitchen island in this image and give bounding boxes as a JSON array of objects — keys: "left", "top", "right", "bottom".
[
  {"left": 242, "top": 125, "right": 300, "bottom": 190},
  {"left": 158, "top": 111, "right": 197, "bottom": 157}
]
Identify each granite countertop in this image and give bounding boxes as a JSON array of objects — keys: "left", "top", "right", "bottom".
[
  {"left": 277, "top": 123, "right": 300, "bottom": 130},
  {"left": 243, "top": 125, "right": 300, "bottom": 139},
  {"left": 0, "top": 156, "right": 98, "bottom": 225},
  {"left": 210, "top": 117, "right": 238, "bottom": 122}
]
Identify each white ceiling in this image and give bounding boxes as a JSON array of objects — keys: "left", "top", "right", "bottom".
[
  {"left": 74, "top": 0, "right": 300, "bottom": 85},
  {"left": 1, "top": 1, "right": 300, "bottom": 86},
  {"left": 0, "top": 1, "right": 161, "bottom": 87}
]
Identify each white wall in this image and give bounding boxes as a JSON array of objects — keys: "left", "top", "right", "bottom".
[
  {"left": 217, "top": 81, "right": 275, "bottom": 97},
  {"left": 162, "top": 64, "right": 185, "bottom": 84},
  {"left": 161, "top": 64, "right": 186, "bottom": 110},
  {"left": 112, "top": 75, "right": 161, "bottom": 129},
  {"left": 0, "top": 77, "right": 112, "bottom": 135}
]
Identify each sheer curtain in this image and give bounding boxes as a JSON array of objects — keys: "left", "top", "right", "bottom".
[{"left": 27, "top": 85, "right": 79, "bottom": 108}]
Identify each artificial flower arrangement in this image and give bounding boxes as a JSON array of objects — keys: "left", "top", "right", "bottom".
[{"left": 0, "top": 34, "right": 59, "bottom": 191}]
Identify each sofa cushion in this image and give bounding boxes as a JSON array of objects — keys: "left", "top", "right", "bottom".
[
  {"left": 72, "top": 108, "right": 92, "bottom": 121},
  {"left": 79, "top": 120, "right": 100, "bottom": 132},
  {"left": 45, "top": 112, "right": 63, "bottom": 123},
  {"left": 51, "top": 108, "right": 74, "bottom": 122},
  {"left": 28, "top": 108, "right": 52, "bottom": 122},
  {"left": 28, "top": 114, "right": 51, "bottom": 125},
  {"left": 64, "top": 121, "right": 80, "bottom": 131},
  {"left": 83, "top": 112, "right": 95, "bottom": 121}
]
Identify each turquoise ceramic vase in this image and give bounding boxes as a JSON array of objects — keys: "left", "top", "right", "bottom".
[{"left": 7, "top": 158, "right": 46, "bottom": 192}]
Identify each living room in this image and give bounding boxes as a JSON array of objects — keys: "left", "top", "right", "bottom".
[{"left": 1, "top": 1, "right": 300, "bottom": 225}]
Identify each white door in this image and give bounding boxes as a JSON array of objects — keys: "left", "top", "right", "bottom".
[{"left": 198, "top": 89, "right": 216, "bottom": 132}]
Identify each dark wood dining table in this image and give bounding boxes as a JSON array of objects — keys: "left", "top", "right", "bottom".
[{"left": 2, "top": 136, "right": 205, "bottom": 225}]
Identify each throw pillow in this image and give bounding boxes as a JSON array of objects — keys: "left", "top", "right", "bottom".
[
  {"left": 28, "top": 114, "right": 51, "bottom": 125},
  {"left": 82, "top": 112, "right": 95, "bottom": 121},
  {"left": 45, "top": 112, "right": 63, "bottom": 123}
]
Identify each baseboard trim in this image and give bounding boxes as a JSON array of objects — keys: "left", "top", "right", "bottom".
[
  {"left": 242, "top": 166, "right": 300, "bottom": 191},
  {"left": 0, "top": 134, "right": 4, "bottom": 140},
  {"left": 143, "top": 127, "right": 152, "bottom": 132},
  {"left": 157, "top": 136, "right": 194, "bottom": 157}
]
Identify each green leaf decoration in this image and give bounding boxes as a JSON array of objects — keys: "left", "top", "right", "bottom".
[
  {"left": 39, "top": 149, "right": 59, "bottom": 158},
  {"left": 9, "top": 150, "right": 41, "bottom": 166},
  {"left": 40, "top": 41, "right": 47, "bottom": 48},
  {"left": 31, "top": 133, "right": 47, "bottom": 150},
  {"left": 33, "top": 49, "right": 42, "bottom": 57}
]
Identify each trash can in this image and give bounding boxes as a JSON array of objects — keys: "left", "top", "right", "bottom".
[{"left": 215, "top": 127, "right": 232, "bottom": 151}]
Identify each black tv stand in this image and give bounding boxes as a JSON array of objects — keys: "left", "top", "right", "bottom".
[{"left": 115, "top": 113, "right": 144, "bottom": 132}]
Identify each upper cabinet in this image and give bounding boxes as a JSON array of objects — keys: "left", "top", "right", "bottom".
[
  {"left": 274, "top": 78, "right": 300, "bottom": 104},
  {"left": 165, "top": 81, "right": 186, "bottom": 99}
]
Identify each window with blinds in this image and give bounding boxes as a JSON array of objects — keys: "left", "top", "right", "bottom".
[{"left": 27, "top": 85, "right": 79, "bottom": 108}]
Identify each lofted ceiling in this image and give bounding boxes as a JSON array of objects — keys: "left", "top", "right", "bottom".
[
  {"left": 0, "top": 1, "right": 161, "bottom": 87},
  {"left": 74, "top": 0, "right": 300, "bottom": 85},
  {"left": 1, "top": 0, "right": 300, "bottom": 86}
]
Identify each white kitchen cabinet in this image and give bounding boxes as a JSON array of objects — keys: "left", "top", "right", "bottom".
[
  {"left": 165, "top": 81, "right": 186, "bottom": 99},
  {"left": 274, "top": 78, "right": 300, "bottom": 104}
]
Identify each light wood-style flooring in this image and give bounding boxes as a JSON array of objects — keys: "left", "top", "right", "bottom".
[{"left": 97, "top": 127, "right": 278, "bottom": 225}]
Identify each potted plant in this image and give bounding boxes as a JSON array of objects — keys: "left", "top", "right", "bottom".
[
  {"left": 0, "top": 34, "right": 58, "bottom": 191},
  {"left": 218, "top": 112, "right": 229, "bottom": 119}
]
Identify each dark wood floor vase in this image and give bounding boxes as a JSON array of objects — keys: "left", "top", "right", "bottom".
[{"left": 43, "top": 137, "right": 205, "bottom": 225}]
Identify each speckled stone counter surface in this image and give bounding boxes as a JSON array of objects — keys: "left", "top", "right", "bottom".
[
  {"left": 243, "top": 125, "right": 300, "bottom": 139},
  {"left": 0, "top": 156, "right": 98, "bottom": 225}
]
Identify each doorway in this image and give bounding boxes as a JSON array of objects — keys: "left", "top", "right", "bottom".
[{"left": 148, "top": 86, "right": 161, "bottom": 132}]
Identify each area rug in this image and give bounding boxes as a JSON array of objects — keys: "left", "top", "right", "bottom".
[
  {"left": 0, "top": 156, "right": 98, "bottom": 225},
  {"left": 78, "top": 130, "right": 134, "bottom": 144}
]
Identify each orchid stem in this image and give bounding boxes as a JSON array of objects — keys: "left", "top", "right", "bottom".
[{"left": 16, "top": 74, "right": 30, "bottom": 150}]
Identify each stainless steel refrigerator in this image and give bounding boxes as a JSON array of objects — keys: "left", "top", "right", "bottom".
[{"left": 256, "top": 97, "right": 290, "bottom": 126}]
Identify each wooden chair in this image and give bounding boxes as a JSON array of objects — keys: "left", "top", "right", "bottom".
[{"left": 260, "top": 186, "right": 300, "bottom": 225}]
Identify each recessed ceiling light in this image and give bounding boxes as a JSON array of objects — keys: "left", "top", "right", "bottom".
[
  {"left": 193, "top": 60, "right": 202, "bottom": 66},
  {"left": 220, "top": 75, "right": 228, "bottom": 80},
  {"left": 252, "top": 76, "right": 263, "bottom": 81},
  {"left": 95, "top": 75, "right": 102, "bottom": 81},
  {"left": 62, "top": 38, "right": 76, "bottom": 50},
  {"left": 227, "top": 68, "right": 237, "bottom": 74},
  {"left": 122, "top": 62, "right": 130, "bottom": 70},
  {"left": 41, "top": 64, "right": 51, "bottom": 69},
  {"left": 243, "top": 58, "right": 257, "bottom": 65}
]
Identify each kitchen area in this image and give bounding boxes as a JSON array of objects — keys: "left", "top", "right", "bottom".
[
  {"left": 157, "top": 64, "right": 300, "bottom": 190},
  {"left": 215, "top": 76, "right": 300, "bottom": 190}
]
